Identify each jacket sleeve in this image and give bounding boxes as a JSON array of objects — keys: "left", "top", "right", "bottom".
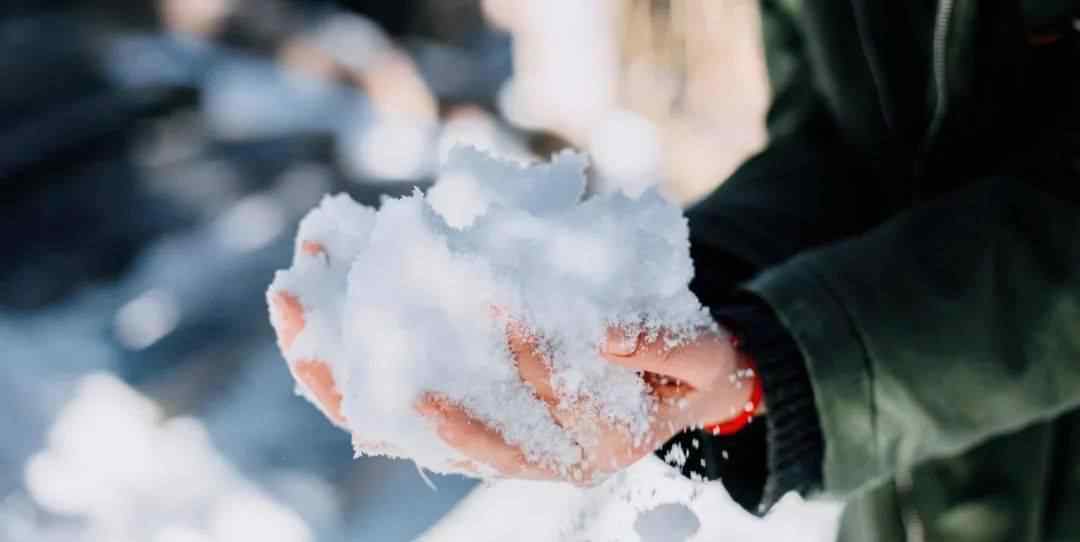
[
  {"left": 684, "top": 0, "right": 895, "bottom": 279},
  {"left": 663, "top": 0, "right": 895, "bottom": 510},
  {"left": 745, "top": 176, "right": 1080, "bottom": 497}
]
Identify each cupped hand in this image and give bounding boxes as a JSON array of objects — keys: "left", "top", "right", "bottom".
[
  {"left": 415, "top": 321, "right": 757, "bottom": 485},
  {"left": 269, "top": 242, "right": 756, "bottom": 483}
]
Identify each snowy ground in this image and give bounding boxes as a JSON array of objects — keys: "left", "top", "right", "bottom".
[
  {"left": 0, "top": 366, "right": 840, "bottom": 542},
  {"left": 423, "top": 458, "right": 841, "bottom": 542}
]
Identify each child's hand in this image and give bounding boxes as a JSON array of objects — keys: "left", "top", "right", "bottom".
[
  {"left": 414, "top": 321, "right": 757, "bottom": 485},
  {"left": 270, "top": 278, "right": 756, "bottom": 484}
]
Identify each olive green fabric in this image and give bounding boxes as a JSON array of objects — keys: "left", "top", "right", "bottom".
[
  {"left": 694, "top": 1, "right": 1080, "bottom": 540},
  {"left": 749, "top": 180, "right": 1080, "bottom": 541}
]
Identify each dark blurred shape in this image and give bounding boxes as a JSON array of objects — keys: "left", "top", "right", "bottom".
[
  {"left": 0, "top": 0, "right": 509, "bottom": 310},
  {"left": 0, "top": 13, "right": 198, "bottom": 309},
  {"left": 334, "top": 0, "right": 420, "bottom": 36}
]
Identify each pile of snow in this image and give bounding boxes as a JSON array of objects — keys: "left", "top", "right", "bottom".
[{"left": 267, "top": 146, "right": 714, "bottom": 477}]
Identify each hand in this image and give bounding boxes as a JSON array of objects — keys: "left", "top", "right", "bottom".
[
  {"left": 269, "top": 240, "right": 402, "bottom": 455},
  {"left": 414, "top": 321, "right": 758, "bottom": 485},
  {"left": 269, "top": 241, "right": 757, "bottom": 482}
]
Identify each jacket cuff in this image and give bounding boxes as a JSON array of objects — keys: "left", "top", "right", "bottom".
[
  {"left": 745, "top": 258, "right": 881, "bottom": 496},
  {"left": 713, "top": 300, "right": 825, "bottom": 515}
]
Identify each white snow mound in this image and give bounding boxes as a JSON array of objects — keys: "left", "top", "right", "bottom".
[{"left": 267, "top": 146, "right": 714, "bottom": 477}]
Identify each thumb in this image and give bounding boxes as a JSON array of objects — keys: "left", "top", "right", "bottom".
[
  {"left": 599, "top": 328, "right": 737, "bottom": 390},
  {"left": 601, "top": 327, "right": 641, "bottom": 356}
]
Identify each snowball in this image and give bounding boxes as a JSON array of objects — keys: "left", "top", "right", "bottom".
[{"left": 267, "top": 146, "right": 714, "bottom": 476}]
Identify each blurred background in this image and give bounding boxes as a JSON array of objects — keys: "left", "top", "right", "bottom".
[{"left": 0, "top": 1, "right": 823, "bottom": 540}]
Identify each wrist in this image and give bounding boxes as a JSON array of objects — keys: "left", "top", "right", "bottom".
[{"left": 702, "top": 334, "right": 764, "bottom": 435}]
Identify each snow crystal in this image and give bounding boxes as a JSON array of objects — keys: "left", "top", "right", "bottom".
[
  {"left": 663, "top": 443, "right": 688, "bottom": 469},
  {"left": 268, "top": 146, "right": 714, "bottom": 476}
]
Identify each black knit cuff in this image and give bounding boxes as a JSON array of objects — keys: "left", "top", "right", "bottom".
[{"left": 712, "top": 297, "right": 825, "bottom": 515}]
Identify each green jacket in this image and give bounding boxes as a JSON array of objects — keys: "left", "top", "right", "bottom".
[{"left": 687, "top": 1, "right": 1080, "bottom": 540}]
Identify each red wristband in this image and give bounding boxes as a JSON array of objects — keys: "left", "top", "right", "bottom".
[{"left": 703, "top": 338, "right": 764, "bottom": 436}]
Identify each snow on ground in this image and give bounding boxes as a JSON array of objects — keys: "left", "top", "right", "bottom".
[
  {"left": 422, "top": 456, "right": 842, "bottom": 541},
  {"left": 7, "top": 373, "right": 316, "bottom": 542},
  {"left": 2, "top": 369, "right": 841, "bottom": 542}
]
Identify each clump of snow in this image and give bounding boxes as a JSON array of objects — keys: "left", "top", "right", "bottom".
[{"left": 268, "top": 146, "right": 714, "bottom": 476}]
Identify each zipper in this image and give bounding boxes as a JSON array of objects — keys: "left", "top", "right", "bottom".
[
  {"left": 850, "top": 0, "right": 896, "bottom": 132},
  {"left": 915, "top": 0, "right": 956, "bottom": 180},
  {"left": 895, "top": 5, "right": 959, "bottom": 535}
]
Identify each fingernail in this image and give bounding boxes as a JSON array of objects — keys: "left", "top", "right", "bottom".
[
  {"left": 603, "top": 328, "right": 638, "bottom": 356},
  {"left": 301, "top": 240, "right": 326, "bottom": 257},
  {"left": 415, "top": 396, "right": 442, "bottom": 418}
]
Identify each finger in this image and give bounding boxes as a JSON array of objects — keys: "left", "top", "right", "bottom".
[
  {"left": 642, "top": 371, "right": 693, "bottom": 402},
  {"left": 505, "top": 324, "right": 557, "bottom": 403},
  {"left": 415, "top": 394, "right": 563, "bottom": 480},
  {"left": 600, "top": 330, "right": 733, "bottom": 389},
  {"left": 300, "top": 240, "right": 326, "bottom": 258},
  {"left": 511, "top": 322, "right": 684, "bottom": 466},
  {"left": 423, "top": 398, "right": 559, "bottom": 480},
  {"left": 270, "top": 291, "right": 305, "bottom": 352},
  {"left": 292, "top": 359, "right": 346, "bottom": 424},
  {"left": 601, "top": 327, "right": 689, "bottom": 420},
  {"left": 597, "top": 329, "right": 682, "bottom": 376},
  {"left": 448, "top": 459, "right": 483, "bottom": 476},
  {"left": 273, "top": 248, "right": 347, "bottom": 426},
  {"left": 554, "top": 399, "right": 682, "bottom": 485},
  {"left": 505, "top": 323, "right": 593, "bottom": 440},
  {"left": 353, "top": 437, "right": 406, "bottom": 457},
  {"left": 601, "top": 326, "right": 641, "bottom": 356}
]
